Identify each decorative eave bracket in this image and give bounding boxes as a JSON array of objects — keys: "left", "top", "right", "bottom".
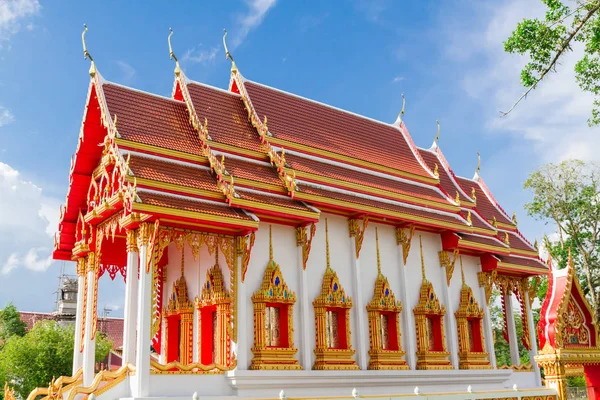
[
  {"left": 237, "top": 232, "right": 256, "bottom": 283},
  {"left": 296, "top": 223, "right": 316, "bottom": 270},
  {"left": 439, "top": 249, "right": 459, "bottom": 286},
  {"left": 348, "top": 217, "right": 369, "bottom": 259},
  {"left": 395, "top": 225, "right": 415, "bottom": 265}
]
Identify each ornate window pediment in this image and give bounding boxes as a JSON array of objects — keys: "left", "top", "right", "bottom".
[
  {"left": 250, "top": 226, "right": 300, "bottom": 370},
  {"left": 366, "top": 228, "right": 408, "bottom": 370},
  {"left": 454, "top": 258, "right": 491, "bottom": 370},
  {"left": 313, "top": 219, "right": 358, "bottom": 370},
  {"left": 413, "top": 236, "right": 452, "bottom": 370}
]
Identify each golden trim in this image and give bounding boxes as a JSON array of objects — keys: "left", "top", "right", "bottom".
[
  {"left": 207, "top": 140, "right": 267, "bottom": 160},
  {"left": 231, "top": 197, "right": 319, "bottom": 219},
  {"left": 237, "top": 232, "right": 256, "bottom": 283},
  {"left": 150, "top": 359, "right": 235, "bottom": 374},
  {"left": 459, "top": 240, "right": 510, "bottom": 254},
  {"left": 114, "top": 138, "right": 209, "bottom": 164},
  {"left": 132, "top": 203, "right": 259, "bottom": 228},
  {"left": 235, "top": 177, "right": 287, "bottom": 194},
  {"left": 127, "top": 176, "right": 224, "bottom": 201}
]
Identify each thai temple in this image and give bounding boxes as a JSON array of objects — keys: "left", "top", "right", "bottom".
[{"left": 15, "top": 26, "right": 600, "bottom": 400}]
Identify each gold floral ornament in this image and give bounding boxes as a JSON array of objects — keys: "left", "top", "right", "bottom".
[
  {"left": 194, "top": 248, "right": 233, "bottom": 370},
  {"left": 366, "top": 228, "right": 408, "bottom": 370},
  {"left": 395, "top": 224, "right": 415, "bottom": 265},
  {"left": 413, "top": 236, "right": 452, "bottom": 370},
  {"left": 250, "top": 226, "right": 301, "bottom": 370},
  {"left": 164, "top": 250, "right": 194, "bottom": 365},
  {"left": 454, "top": 257, "right": 492, "bottom": 370},
  {"left": 312, "top": 219, "right": 359, "bottom": 370}
]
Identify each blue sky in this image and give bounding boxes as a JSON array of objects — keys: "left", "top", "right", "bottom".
[{"left": 1, "top": 0, "right": 597, "bottom": 315}]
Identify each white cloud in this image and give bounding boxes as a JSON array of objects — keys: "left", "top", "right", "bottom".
[
  {"left": 115, "top": 61, "right": 136, "bottom": 84},
  {"left": 0, "top": 106, "right": 14, "bottom": 126},
  {"left": 392, "top": 76, "right": 404, "bottom": 83},
  {"left": 0, "top": 162, "right": 60, "bottom": 274},
  {"left": 182, "top": 46, "right": 219, "bottom": 65},
  {"left": 454, "top": 0, "right": 600, "bottom": 163},
  {"left": 232, "top": 0, "right": 278, "bottom": 48},
  {"left": 0, "top": 0, "right": 40, "bottom": 46}
]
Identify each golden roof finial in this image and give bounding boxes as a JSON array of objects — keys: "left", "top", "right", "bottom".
[
  {"left": 455, "top": 191, "right": 461, "bottom": 205},
  {"left": 512, "top": 211, "right": 518, "bottom": 226},
  {"left": 471, "top": 187, "right": 477, "bottom": 202},
  {"left": 504, "top": 232, "right": 510, "bottom": 246},
  {"left": 419, "top": 235, "right": 427, "bottom": 282},
  {"left": 269, "top": 224, "right": 273, "bottom": 261},
  {"left": 81, "top": 24, "right": 97, "bottom": 77},
  {"left": 397, "top": 92, "right": 406, "bottom": 122},
  {"left": 534, "top": 239, "right": 539, "bottom": 250},
  {"left": 492, "top": 216, "right": 497, "bottom": 228},
  {"left": 466, "top": 210, "right": 472, "bottom": 225},
  {"left": 223, "top": 29, "right": 238, "bottom": 73},
  {"left": 433, "top": 163, "right": 439, "bottom": 178},
  {"left": 168, "top": 27, "right": 181, "bottom": 76},
  {"left": 434, "top": 119, "right": 440, "bottom": 144},
  {"left": 375, "top": 227, "right": 381, "bottom": 275},
  {"left": 476, "top": 150, "right": 481, "bottom": 175},
  {"left": 325, "top": 218, "right": 331, "bottom": 270},
  {"left": 460, "top": 255, "right": 465, "bottom": 286},
  {"left": 180, "top": 246, "right": 185, "bottom": 277}
]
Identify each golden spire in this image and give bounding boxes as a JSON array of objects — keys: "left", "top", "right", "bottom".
[
  {"left": 168, "top": 27, "right": 181, "bottom": 76},
  {"left": 180, "top": 246, "right": 185, "bottom": 277},
  {"left": 460, "top": 255, "right": 465, "bottom": 286},
  {"left": 434, "top": 119, "right": 440, "bottom": 144},
  {"left": 81, "top": 24, "right": 97, "bottom": 77},
  {"left": 476, "top": 151, "right": 481, "bottom": 175},
  {"left": 222, "top": 29, "right": 238, "bottom": 73},
  {"left": 397, "top": 93, "right": 405, "bottom": 122},
  {"left": 419, "top": 235, "right": 427, "bottom": 282},
  {"left": 325, "top": 218, "right": 331, "bottom": 270},
  {"left": 375, "top": 227, "right": 381, "bottom": 275},
  {"left": 269, "top": 224, "right": 273, "bottom": 261}
]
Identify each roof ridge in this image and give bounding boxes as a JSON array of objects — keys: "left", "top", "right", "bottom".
[
  {"left": 475, "top": 175, "right": 514, "bottom": 223},
  {"left": 420, "top": 146, "right": 474, "bottom": 203},
  {"left": 103, "top": 81, "right": 184, "bottom": 104}
]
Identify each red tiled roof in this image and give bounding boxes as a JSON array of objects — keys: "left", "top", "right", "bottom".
[
  {"left": 459, "top": 233, "right": 507, "bottom": 248},
  {"left": 456, "top": 176, "right": 514, "bottom": 225},
  {"left": 287, "top": 154, "right": 447, "bottom": 204},
  {"left": 466, "top": 209, "right": 495, "bottom": 230},
  {"left": 419, "top": 149, "right": 474, "bottom": 204},
  {"left": 103, "top": 83, "right": 202, "bottom": 155},
  {"left": 136, "top": 191, "right": 253, "bottom": 221},
  {"left": 237, "top": 190, "right": 314, "bottom": 212},
  {"left": 223, "top": 156, "right": 282, "bottom": 187},
  {"left": 298, "top": 184, "right": 465, "bottom": 226},
  {"left": 243, "top": 81, "right": 431, "bottom": 178},
  {"left": 187, "top": 82, "right": 263, "bottom": 153},
  {"left": 129, "top": 154, "right": 219, "bottom": 193},
  {"left": 19, "top": 312, "right": 55, "bottom": 331},
  {"left": 498, "top": 255, "right": 546, "bottom": 269},
  {"left": 506, "top": 231, "right": 536, "bottom": 252}
]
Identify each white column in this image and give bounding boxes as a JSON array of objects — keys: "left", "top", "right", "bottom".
[
  {"left": 72, "top": 259, "right": 86, "bottom": 375},
  {"left": 82, "top": 254, "right": 97, "bottom": 386},
  {"left": 236, "top": 251, "right": 248, "bottom": 369},
  {"left": 397, "top": 245, "right": 416, "bottom": 369},
  {"left": 134, "top": 238, "right": 152, "bottom": 398},
  {"left": 122, "top": 230, "right": 139, "bottom": 366},
  {"left": 349, "top": 238, "right": 367, "bottom": 370},
  {"left": 439, "top": 269, "right": 459, "bottom": 369},
  {"left": 480, "top": 286, "right": 496, "bottom": 368},
  {"left": 524, "top": 290, "right": 542, "bottom": 385},
  {"left": 297, "top": 246, "right": 312, "bottom": 370},
  {"left": 504, "top": 292, "right": 521, "bottom": 366}
]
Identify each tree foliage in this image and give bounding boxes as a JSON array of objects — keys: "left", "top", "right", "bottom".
[
  {"left": 0, "top": 303, "right": 26, "bottom": 347},
  {"left": 504, "top": 0, "right": 600, "bottom": 125},
  {"left": 524, "top": 159, "right": 600, "bottom": 319},
  {"left": 0, "top": 321, "right": 112, "bottom": 400}
]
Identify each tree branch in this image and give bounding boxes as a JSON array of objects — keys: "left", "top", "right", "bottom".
[{"left": 501, "top": 2, "right": 600, "bottom": 117}]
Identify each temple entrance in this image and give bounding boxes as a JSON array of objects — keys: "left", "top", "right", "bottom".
[{"left": 536, "top": 251, "right": 600, "bottom": 400}]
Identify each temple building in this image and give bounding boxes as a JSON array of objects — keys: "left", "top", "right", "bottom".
[{"left": 34, "top": 27, "right": 560, "bottom": 399}]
